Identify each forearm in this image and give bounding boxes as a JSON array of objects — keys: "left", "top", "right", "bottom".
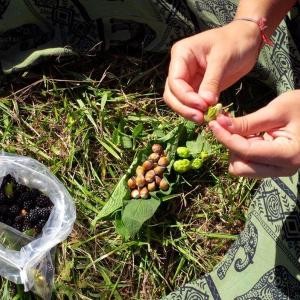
[{"left": 235, "top": 0, "right": 296, "bottom": 36}]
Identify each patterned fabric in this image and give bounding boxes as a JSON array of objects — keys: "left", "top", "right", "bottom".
[
  {"left": 0, "top": 0, "right": 195, "bottom": 73},
  {"left": 1, "top": 1, "right": 300, "bottom": 299}
]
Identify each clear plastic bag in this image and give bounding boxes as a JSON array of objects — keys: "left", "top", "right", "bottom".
[{"left": 0, "top": 152, "right": 76, "bottom": 299}]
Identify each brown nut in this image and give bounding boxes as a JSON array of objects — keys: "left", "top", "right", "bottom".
[
  {"left": 154, "top": 165, "right": 165, "bottom": 176},
  {"left": 152, "top": 144, "right": 163, "bottom": 154},
  {"left": 127, "top": 177, "right": 137, "bottom": 189},
  {"left": 145, "top": 170, "right": 156, "bottom": 183},
  {"left": 155, "top": 175, "right": 162, "bottom": 186},
  {"left": 148, "top": 152, "right": 160, "bottom": 162},
  {"left": 147, "top": 181, "right": 156, "bottom": 192},
  {"left": 136, "top": 165, "right": 145, "bottom": 176},
  {"left": 131, "top": 189, "right": 140, "bottom": 199},
  {"left": 142, "top": 160, "right": 154, "bottom": 171},
  {"left": 159, "top": 178, "right": 169, "bottom": 191},
  {"left": 139, "top": 187, "right": 149, "bottom": 199},
  {"left": 136, "top": 174, "right": 146, "bottom": 188},
  {"left": 158, "top": 156, "right": 169, "bottom": 167}
]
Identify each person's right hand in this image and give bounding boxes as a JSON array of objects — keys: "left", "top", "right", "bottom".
[{"left": 163, "top": 21, "right": 262, "bottom": 123}]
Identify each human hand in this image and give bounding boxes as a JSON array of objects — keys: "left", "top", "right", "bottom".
[
  {"left": 209, "top": 90, "right": 300, "bottom": 178},
  {"left": 163, "top": 21, "right": 261, "bottom": 123}
]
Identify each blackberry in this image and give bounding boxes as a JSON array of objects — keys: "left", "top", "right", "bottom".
[
  {"left": 9, "top": 205, "right": 20, "bottom": 217},
  {"left": 35, "top": 219, "right": 47, "bottom": 233},
  {"left": 37, "top": 207, "right": 52, "bottom": 220},
  {"left": 23, "top": 200, "right": 35, "bottom": 210},
  {"left": 0, "top": 204, "right": 9, "bottom": 215},
  {"left": 22, "top": 222, "right": 32, "bottom": 232},
  {"left": 18, "top": 192, "right": 35, "bottom": 209},
  {"left": 15, "top": 183, "right": 30, "bottom": 197},
  {"left": 12, "top": 223, "right": 22, "bottom": 231},
  {"left": 14, "top": 215, "right": 24, "bottom": 224},
  {"left": 0, "top": 192, "right": 7, "bottom": 204},
  {"left": 4, "top": 218, "right": 12, "bottom": 226},
  {"left": 27, "top": 208, "right": 40, "bottom": 224},
  {"left": 36, "top": 195, "right": 52, "bottom": 208}
]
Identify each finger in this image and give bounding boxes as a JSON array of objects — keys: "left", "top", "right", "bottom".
[
  {"left": 168, "top": 54, "right": 208, "bottom": 111},
  {"left": 216, "top": 104, "right": 285, "bottom": 136},
  {"left": 163, "top": 82, "right": 204, "bottom": 123},
  {"left": 209, "top": 120, "right": 296, "bottom": 166},
  {"left": 198, "top": 53, "right": 226, "bottom": 106},
  {"left": 229, "top": 153, "right": 298, "bottom": 178}
]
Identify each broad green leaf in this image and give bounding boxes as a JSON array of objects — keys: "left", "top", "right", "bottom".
[
  {"left": 91, "top": 173, "right": 129, "bottom": 227},
  {"left": 122, "top": 198, "right": 160, "bottom": 237},
  {"left": 115, "top": 218, "right": 130, "bottom": 241}
]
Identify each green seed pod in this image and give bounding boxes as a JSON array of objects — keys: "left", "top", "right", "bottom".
[
  {"left": 204, "top": 103, "right": 223, "bottom": 122},
  {"left": 200, "top": 151, "right": 209, "bottom": 160},
  {"left": 191, "top": 158, "right": 204, "bottom": 170},
  {"left": 176, "top": 147, "right": 190, "bottom": 159},
  {"left": 173, "top": 159, "right": 191, "bottom": 173}
]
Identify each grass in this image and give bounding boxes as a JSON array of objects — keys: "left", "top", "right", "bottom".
[{"left": 0, "top": 52, "right": 257, "bottom": 299}]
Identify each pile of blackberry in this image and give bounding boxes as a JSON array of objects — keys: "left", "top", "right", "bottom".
[{"left": 0, "top": 174, "right": 54, "bottom": 236}]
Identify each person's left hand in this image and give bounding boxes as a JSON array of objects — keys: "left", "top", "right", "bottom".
[{"left": 208, "top": 90, "right": 300, "bottom": 178}]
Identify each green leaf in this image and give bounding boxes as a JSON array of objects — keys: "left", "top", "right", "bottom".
[
  {"left": 132, "top": 123, "right": 144, "bottom": 138},
  {"left": 122, "top": 198, "right": 160, "bottom": 237},
  {"left": 186, "top": 131, "right": 213, "bottom": 157},
  {"left": 115, "top": 218, "right": 131, "bottom": 241},
  {"left": 91, "top": 173, "right": 128, "bottom": 227}
]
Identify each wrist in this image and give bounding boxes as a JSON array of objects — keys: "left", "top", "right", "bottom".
[{"left": 226, "top": 21, "right": 262, "bottom": 50}]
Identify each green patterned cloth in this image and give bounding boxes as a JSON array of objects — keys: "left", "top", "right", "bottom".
[{"left": 1, "top": 1, "right": 300, "bottom": 299}]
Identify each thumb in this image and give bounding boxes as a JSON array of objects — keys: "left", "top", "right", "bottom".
[
  {"left": 198, "top": 56, "right": 225, "bottom": 106},
  {"left": 216, "top": 105, "right": 285, "bottom": 136}
]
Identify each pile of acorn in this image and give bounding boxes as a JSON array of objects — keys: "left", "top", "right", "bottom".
[{"left": 127, "top": 144, "right": 170, "bottom": 199}]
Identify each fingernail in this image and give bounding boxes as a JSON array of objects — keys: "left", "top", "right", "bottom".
[{"left": 199, "top": 90, "right": 218, "bottom": 104}]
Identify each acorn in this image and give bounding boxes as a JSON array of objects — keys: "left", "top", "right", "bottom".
[
  {"left": 152, "top": 144, "right": 163, "bottom": 154},
  {"left": 158, "top": 156, "right": 169, "bottom": 167},
  {"left": 147, "top": 181, "right": 156, "bottom": 192},
  {"left": 154, "top": 165, "right": 165, "bottom": 176},
  {"left": 127, "top": 177, "right": 137, "bottom": 190},
  {"left": 159, "top": 178, "right": 169, "bottom": 191},
  {"left": 139, "top": 187, "right": 149, "bottom": 199},
  {"left": 131, "top": 189, "right": 140, "bottom": 199},
  {"left": 148, "top": 152, "right": 160, "bottom": 162},
  {"left": 145, "top": 170, "right": 156, "bottom": 183},
  {"left": 136, "top": 165, "right": 145, "bottom": 176},
  {"left": 142, "top": 160, "right": 154, "bottom": 171},
  {"left": 136, "top": 175, "right": 146, "bottom": 188}
]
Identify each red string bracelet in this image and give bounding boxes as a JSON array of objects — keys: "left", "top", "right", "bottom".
[{"left": 234, "top": 17, "right": 274, "bottom": 46}]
